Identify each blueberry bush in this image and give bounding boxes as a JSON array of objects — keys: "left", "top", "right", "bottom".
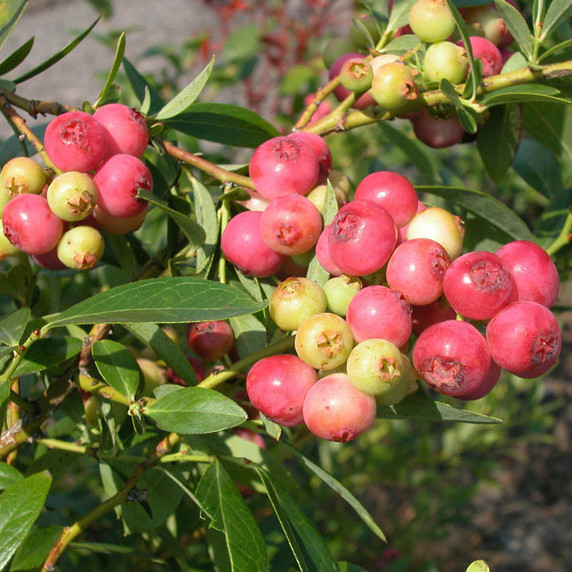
[{"left": 0, "top": 0, "right": 571, "bottom": 570}]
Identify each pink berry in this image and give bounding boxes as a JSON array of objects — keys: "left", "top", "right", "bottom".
[
  {"left": 486, "top": 301, "right": 562, "bottom": 379},
  {"left": 386, "top": 238, "right": 451, "bottom": 305},
  {"left": 287, "top": 132, "right": 332, "bottom": 183},
  {"left": 443, "top": 251, "right": 515, "bottom": 320},
  {"left": 327, "top": 199, "right": 397, "bottom": 276},
  {"left": 411, "top": 109, "right": 465, "bottom": 148},
  {"left": 412, "top": 320, "right": 496, "bottom": 397},
  {"left": 93, "top": 154, "right": 153, "bottom": 218},
  {"left": 411, "top": 297, "right": 457, "bottom": 335},
  {"left": 456, "top": 36, "right": 503, "bottom": 77},
  {"left": 495, "top": 240, "right": 559, "bottom": 307},
  {"left": 246, "top": 354, "right": 318, "bottom": 427},
  {"left": 315, "top": 224, "right": 344, "bottom": 276},
  {"left": 260, "top": 194, "right": 323, "bottom": 256},
  {"left": 303, "top": 373, "right": 377, "bottom": 442},
  {"left": 92, "top": 205, "right": 147, "bottom": 234},
  {"left": 93, "top": 103, "right": 149, "bottom": 158},
  {"left": 221, "top": 210, "right": 286, "bottom": 277},
  {"left": 187, "top": 320, "right": 235, "bottom": 362},
  {"left": 354, "top": 171, "right": 419, "bottom": 228},
  {"left": 44, "top": 110, "right": 108, "bottom": 172},
  {"left": 2, "top": 194, "right": 63, "bottom": 255},
  {"left": 249, "top": 136, "right": 320, "bottom": 200},
  {"left": 346, "top": 285, "right": 412, "bottom": 347}
]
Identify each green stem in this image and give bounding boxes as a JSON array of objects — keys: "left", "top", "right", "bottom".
[
  {"left": 77, "top": 373, "right": 131, "bottom": 407},
  {"left": 0, "top": 326, "right": 47, "bottom": 385},
  {"left": 546, "top": 207, "right": 572, "bottom": 257},
  {"left": 42, "top": 432, "right": 182, "bottom": 571},
  {"left": 198, "top": 335, "right": 296, "bottom": 390}
]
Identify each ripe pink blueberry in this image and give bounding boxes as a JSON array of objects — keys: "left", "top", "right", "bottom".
[
  {"left": 354, "top": 171, "right": 419, "bottom": 228},
  {"left": 302, "top": 373, "right": 377, "bottom": 442},
  {"left": 486, "top": 301, "right": 562, "bottom": 379},
  {"left": 386, "top": 238, "right": 451, "bottom": 305},
  {"left": 411, "top": 297, "right": 457, "bottom": 335},
  {"left": 443, "top": 250, "right": 515, "bottom": 320},
  {"left": 92, "top": 205, "right": 147, "bottom": 234},
  {"left": 93, "top": 154, "right": 153, "bottom": 218},
  {"left": 93, "top": 103, "right": 149, "bottom": 158},
  {"left": 346, "top": 285, "right": 412, "bottom": 348},
  {"left": 411, "top": 109, "right": 465, "bottom": 148},
  {"left": 2, "top": 194, "right": 63, "bottom": 254},
  {"left": 327, "top": 199, "right": 397, "bottom": 276},
  {"left": 249, "top": 135, "right": 320, "bottom": 200},
  {"left": 412, "top": 320, "right": 497, "bottom": 397},
  {"left": 315, "top": 224, "right": 344, "bottom": 276},
  {"left": 44, "top": 110, "right": 108, "bottom": 172},
  {"left": 495, "top": 240, "right": 559, "bottom": 307},
  {"left": 187, "top": 320, "right": 235, "bottom": 362},
  {"left": 246, "top": 354, "right": 318, "bottom": 426},
  {"left": 221, "top": 210, "right": 286, "bottom": 277},
  {"left": 260, "top": 194, "right": 323, "bottom": 256},
  {"left": 287, "top": 131, "right": 332, "bottom": 183},
  {"left": 456, "top": 36, "right": 503, "bottom": 77}
]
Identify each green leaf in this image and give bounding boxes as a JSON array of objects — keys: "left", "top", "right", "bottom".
[
  {"left": 10, "top": 525, "right": 62, "bottom": 571},
  {"left": 191, "top": 177, "right": 219, "bottom": 274},
  {"left": 337, "top": 563, "right": 369, "bottom": 572},
  {"left": 222, "top": 23, "right": 261, "bottom": 63},
  {"left": 256, "top": 467, "right": 338, "bottom": 572},
  {"left": 538, "top": 37, "right": 572, "bottom": 62},
  {"left": 137, "top": 189, "right": 206, "bottom": 251},
  {"left": 377, "top": 391, "right": 503, "bottom": 424},
  {"left": 155, "top": 56, "right": 215, "bottom": 120},
  {"left": 12, "top": 336, "right": 82, "bottom": 377},
  {"left": 494, "top": 0, "right": 533, "bottom": 60},
  {"left": 196, "top": 459, "right": 268, "bottom": 572},
  {"left": 0, "top": 463, "right": 22, "bottom": 491},
  {"left": 387, "top": 0, "right": 416, "bottom": 31},
  {"left": 479, "top": 84, "right": 571, "bottom": 107},
  {"left": 513, "top": 139, "right": 563, "bottom": 199},
  {"left": 123, "top": 57, "right": 164, "bottom": 115},
  {"left": 380, "top": 34, "right": 420, "bottom": 55},
  {"left": 145, "top": 386, "right": 247, "bottom": 434},
  {"left": 540, "top": 0, "right": 572, "bottom": 42},
  {"left": 44, "top": 277, "right": 267, "bottom": 327},
  {"left": 284, "top": 443, "right": 386, "bottom": 542},
  {"left": 92, "top": 339, "right": 140, "bottom": 401},
  {"left": 418, "top": 185, "right": 534, "bottom": 241},
  {"left": 0, "top": 470, "right": 52, "bottom": 571},
  {"left": 123, "top": 322, "right": 199, "bottom": 385},
  {"left": 93, "top": 31, "right": 125, "bottom": 108},
  {"left": 0, "top": 0, "right": 28, "bottom": 51},
  {"left": 0, "top": 36, "right": 33, "bottom": 76},
  {"left": 14, "top": 18, "right": 100, "bottom": 84},
  {"left": 162, "top": 102, "right": 280, "bottom": 148},
  {"left": 0, "top": 308, "right": 30, "bottom": 346},
  {"left": 523, "top": 101, "right": 572, "bottom": 164},
  {"left": 476, "top": 103, "right": 522, "bottom": 182},
  {"left": 229, "top": 313, "right": 267, "bottom": 359}
]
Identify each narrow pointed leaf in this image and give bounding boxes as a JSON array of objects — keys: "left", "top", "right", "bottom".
[
  {"left": 479, "top": 84, "right": 571, "bottom": 107},
  {"left": 156, "top": 56, "right": 215, "bottom": 120},
  {"left": 124, "top": 322, "right": 199, "bottom": 385},
  {"left": 256, "top": 467, "right": 338, "bottom": 572},
  {"left": 123, "top": 57, "right": 164, "bottom": 115},
  {"left": 196, "top": 459, "right": 268, "bottom": 572},
  {"left": 540, "top": 0, "right": 572, "bottom": 42},
  {"left": 494, "top": 0, "right": 533, "bottom": 59},
  {"left": 145, "top": 387, "right": 247, "bottom": 434},
  {"left": 93, "top": 31, "right": 125, "bottom": 108},
  {"left": 387, "top": 0, "right": 416, "bottom": 31},
  {"left": 44, "top": 277, "right": 267, "bottom": 327},
  {"left": 92, "top": 339, "right": 140, "bottom": 401},
  {"left": 0, "top": 36, "right": 33, "bottom": 75},
  {"left": 162, "top": 102, "right": 280, "bottom": 147},
  {"left": 377, "top": 391, "right": 503, "bottom": 424},
  {"left": 417, "top": 185, "right": 534, "bottom": 241},
  {"left": 12, "top": 336, "right": 83, "bottom": 377},
  {"left": 0, "top": 470, "right": 52, "bottom": 571},
  {"left": 0, "top": 0, "right": 28, "bottom": 51},
  {"left": 283, "top": 442, "right": 386, "bottom": 541},
  {"left": 191, "top": 177, "right": 219, "bottom": 274},
  {"left": 14, "top": 18, "right": 100, "bottom": 84},
  {"left": 0, "top": 308, "right": 30, "bottom": 346}
]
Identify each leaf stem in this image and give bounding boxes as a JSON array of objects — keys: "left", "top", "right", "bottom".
[
  {"left": 546, "top": 206, "right": 572, "bottom": 257},
  {"left": 42, "top": 431, "right": 181, "bottom": 571}
]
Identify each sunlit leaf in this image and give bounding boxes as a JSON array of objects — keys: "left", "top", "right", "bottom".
[
  {"left": 12, "top": 336, "right": 82, "bottom": 377},
  {"left": 93, "top": 31, "right": 125, "bottom": 108},
  {"left": 0, "top": 36, "right": 33, "bottom": 75},
  {"left": 93, "top": 339, "right": 141, "bottom": 401},
  {"left": 494, "top": 0, "right": 533, "bottom": 60},
  {"left": 0, "top": 0, "right": 28, "bottom": 51},
  {"left": 540, "top": 0, "right": 572, "bottom": 42},
  {"left": 0, "top": 308, "right": 30, "bottom": 346}
]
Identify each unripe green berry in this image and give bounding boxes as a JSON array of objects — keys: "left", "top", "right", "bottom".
[
  {"left": 1, "top": 157, "right": 47, "bottom": 197},
  {"left": 339, "top": 58, "right": 374, "bottom": 93},
  {"left": 0, "top": 220, "right": 20, "bottom": 260},
  {"left": 370, "top": 62, "right": 417, "bottom": 111},
  {"left": 323, "top": 275, "right": 363, "bottom": 317},
  {"left": 409, "top": 0, "right": 456, "bottom": 44},
  {"left": 423, "top": 41, "right": 468, "bottom": 85},
  {"left": 57, "top": 225, "right": 105, "bottom": 270},
  {"left": 47, "top": 171, "right": 98, "bottom": 221}
]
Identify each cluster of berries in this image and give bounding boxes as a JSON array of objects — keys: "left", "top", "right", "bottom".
[
  {"left": 323, "top": 0, "right": 516, "bottom": 148},
  {"left": 0, "top": 103, "right": 151, "bottom": 270},
  {"left": 221, "top": 131, "right": 561, "bottom": 443}
]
